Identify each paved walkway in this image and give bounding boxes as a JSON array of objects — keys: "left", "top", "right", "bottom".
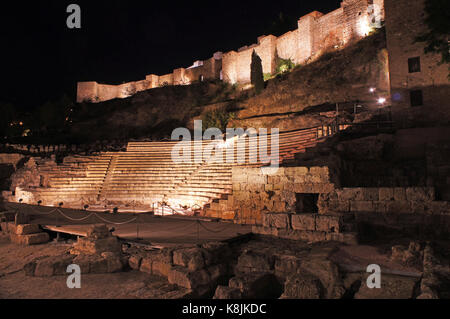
[{"left": 3, "top": 203, "right": 251, "bottom": 246}]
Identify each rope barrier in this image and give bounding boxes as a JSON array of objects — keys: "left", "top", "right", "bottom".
[
  {"left": 93, "top": 213, "right": 137, "bottom": 225},
  {"left": 55, "top": 209, "right": 96, "bottom": 222}
]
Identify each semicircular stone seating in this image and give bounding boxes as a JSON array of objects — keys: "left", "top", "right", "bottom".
[{"left": 22, "top": 125, "right": 340, "bottom": 212}]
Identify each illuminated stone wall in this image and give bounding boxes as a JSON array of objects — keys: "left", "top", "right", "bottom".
[
  {"left": 222, "top": 0, "right": 382, "bottom": 84},
  {"left": 231, "top": 166, "right": 335, "bottom": 224},
  {"left": 77, "top": 0, "right": 385, "bottom": 101}
]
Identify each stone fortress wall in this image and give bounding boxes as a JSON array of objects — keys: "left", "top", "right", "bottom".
[{"left": 77, "top": 0, "right": 385, "bottom": 103}]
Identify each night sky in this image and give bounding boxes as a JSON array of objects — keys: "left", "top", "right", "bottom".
[{"left": 1, "top": 0, "right": 340, "bottom": 110}]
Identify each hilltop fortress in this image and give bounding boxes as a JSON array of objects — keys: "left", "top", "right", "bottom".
[{"left": 77, "top": 0, "right": 385, "bottom": 103}]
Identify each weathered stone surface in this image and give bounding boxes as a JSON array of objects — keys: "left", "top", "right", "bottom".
[
  {"left": 379, "top": 188, "right": 394, "bottom": 201},
  {"left": 10, "top": 232, "right": 49, "bottom": 245},
  {"left": 168, "top": 266, "right": 211, "bottom": 290},
  {"left": 264, "top": 213, "right": 290, "bottom": 229},
  {"left": 15, "top": 224, "right": 41, "bottom": 235},
  {"left": 73, "top": 254, "right": 91, "bottom": 273},
  {"left": 128, "top": 255, "right": 142, "bottom": 270},
  {"left": 300, "top": 256, "right": 345, "bottom": 299},
  {"left": 354, "top": 274, "right": 418, "bottom": 299},
  {"left": 86, "top": 255, "right": 108, "bottom": 274},
  {"left": 101, "top": 252, "right": 124, "bottom": 273},
  {"left": 251, "top": 225, "right": 277, "bottom": 236},
  {"left": 236, "top": 250, "right": 274, "bottom": 273},
  {"left": 152, "top": 259, "right": 173, "bottom": 277},
  {"left": 173, "top": 248, "right": 205, "bottom": 271},
  {"left": 33, "top": 255, "right": 74, "bottom": 277},
  {"left": 201, "top": 242, "right": 232, "bottom": 265},
  {"left": 229, "top": 272, "right": 282, "bottom": 298},
  {"left": 291, "top": 214, "right": 315, "bottom": 231},
  {"left": 393, "top": 188, "right": 406, "bottom": 201},
  {"left": 280, "top": 271, "right": 323, "bottom": 299},
  {"left": 350, "top": 201, "right": 374, "bottom": 212},
  {"left": 405, "top": 187, "right": 434, "bottom": 202},
  {"left": 72, "top": 236, "right": 121, "bottom": 255},
  {"left": 139, "top": 257, "right": 152, "bottom": 274},
  {"left": 326, "top": 232, "right": 358, "bottom": 245},
  {"left": 338, "top": 188, "right": 365, "bottom": 201},
  {"left": 213, "top": 286, "right": 243, "bottom": 299},
  {"left": 386, "top": 201, "right": 411, "bottom": 214},
  {"left": 207, "top": 264, "right": 228, "bottom": 286},
  {"left": 315, "top": 215, "right": 342, "bottom": 233},
  {"left": 274, "top": 255, "right": 302, "bottom": 278}
]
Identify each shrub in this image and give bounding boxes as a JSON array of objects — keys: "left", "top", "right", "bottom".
[
  {"left": 276, "top": 58, "right": 295, "bottom": 74},
  {"left": 202, "top": 108, "right": 235, "bottom": 131}
]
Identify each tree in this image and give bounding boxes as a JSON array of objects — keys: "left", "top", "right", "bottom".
[
  {"left": 415, "top": 0, "right": 450, "bottom": 71},
  {"left": 251, "top": 50, "right": 264, "bottom": 94}
]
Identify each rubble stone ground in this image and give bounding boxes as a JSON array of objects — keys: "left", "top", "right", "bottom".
[{"left": 1, "top": 230, "right": 449, "bottom": 299}]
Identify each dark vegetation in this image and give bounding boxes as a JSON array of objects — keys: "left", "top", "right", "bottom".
[
  {"left": 250, "top": 50, "right": 264, "bottom": 94},
  {"left": 415, "top": 0, "right": 450, "bottom": 72}
]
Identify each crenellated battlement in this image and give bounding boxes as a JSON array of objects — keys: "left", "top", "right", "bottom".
[{"left": 77, "top": 0, "right": 384, "bottom": 103}]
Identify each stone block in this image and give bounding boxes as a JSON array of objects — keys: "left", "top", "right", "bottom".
[
  {"left": 362, "top": 188, "right": 379, "bottom": 201},
  {"left": 168, "top": 266, "right": 211, "bottom": 290},
  {"left": 426, "top": 201, "right": 449, "bottom": 215},
  {"left": 272, "top": 213, "right": 290, "bottom": 229},
  {"left": 173, "top": 248, "right": 205, "bottom": 271},
  {"left": 236, "top": 250, "right": 274, "bottom": 273},
  {"left": 88, "top": 255, "right": 109, "bottom": 274},
  {"left": 350, "top": 201, "right": 374, "bottom": 212},
  {"left": 72, "top": 236, "right": 121, "bottom": 255},
  {"left": 229, "top": 272, "right": 282, "bottom": 299},
  {"left": 291, "top": 214, "right": 316, "bottom": 231},
  {"left": 297, "top": 230, "right": 327, "bottom": 243},
  {"left": 101, "top": 252, "right": 123, "bottom": 273},
  {"left": 213, "top": 286, "right": 243, "bottom": 299},
  {"left": 386, "top": 201, "right": 411, "bottom": 214},
  {"left": 315, "top": 215, "right": 342, "bottom": 233},
  {"left": 251, "top": 225, "right": 277, "bottom": 236},
  {"left": 152, "top": 260, "right": 173, "bottom": 277},
  {"left": 379, "top": 188, "right": 394, "bottom": 201},
  {"left": 393, "top": 188, "right": 406, "bottom": 201},
  {"left": 405, "top": 187, "right": 435, "bottom": 202},
  {"left": 201, "top": 242, "right": 232, "bottom": 265},
  {"left": 34, "top": 255, "right": 74, "bottom": 277},
  {"left": 280, "top": 271, "right": 323, "bottom": 299},
  {"left": 72, "top": 254, "right": 91, "bottom": 273},
  {"left": 128, "top": 255, "right": 142, "bottom": 270},
  {"left": 338, "top": 188, "right": 365, "bottom": 201},
  {"left": 207, "top": 263, "right": 227, "bottom": 285},
  {"left": 274, "top": 255, "right": 302, "bottom": 278},
  {"left": 326, "top": 232, "right": 358, "bottom": 245},
  {"left": 354, "top": 274, "right": 418, "bottom": 299},
  {"left": 139, "top": 257, "right": 152, "bottom": 274},
  {"left": 10, "top": 232, "right": 49, "bottom": 245},
  {"left": 15, "top": 224, "right": 41, "bottom": 235}
]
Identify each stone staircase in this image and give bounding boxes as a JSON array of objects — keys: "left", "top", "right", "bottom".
[{"left": 11, "top": 125, "right": 339, "bottom": 212}]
